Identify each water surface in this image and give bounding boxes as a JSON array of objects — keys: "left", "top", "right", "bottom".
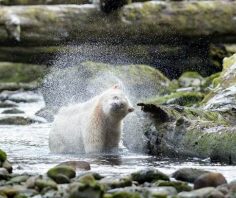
[{"left": 0, "top": 92, "right": 236, "bottom": 181}]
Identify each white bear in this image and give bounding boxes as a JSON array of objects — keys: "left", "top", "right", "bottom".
[{"left": 49, "top": 85, "right": 134, "bottom": 154}]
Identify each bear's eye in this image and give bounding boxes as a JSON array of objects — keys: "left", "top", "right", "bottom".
[{"left": 113, "top": 96, "right": 119, "bottom": 100}]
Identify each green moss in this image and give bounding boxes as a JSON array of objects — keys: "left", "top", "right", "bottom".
[
  {"left": 154, "top": 180, "right": 192, "bottom": 192},
  {"left": 182, "top": 125, "right": 236, "bottom": 162},
  {"left": 47, "top": 165, "right": 76, "bottom": 183},
  {"left": 202, "top": 72, "right": 221, "bottom": 89},
  {"left": 0, "top": 149, "right": 7, "bottom": 162},
  {"left": 146, "top": 92, "right": 204, "bottom": 107},
  {"left": 0, "top": 62, "right": 47, "bottom": 83}
]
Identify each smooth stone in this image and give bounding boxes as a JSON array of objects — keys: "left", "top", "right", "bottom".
[
  {"left": 25, "top": 176, "right": 39, "bottom": 189},
  {"left": 35, "top": 178, "right": 58, "bottom": 191},
  {"left": 0, "top": 116, "right": 39, "bottom": 125},
  {"left": 149, "top": 186, "right": 177, "bottom": 196},
  {"left": 131, "top": 168, "right": 169, "bottom": 184},
  {"left": 2, "top": 160, "right": 12, "bottom": 173},
  {"left": 178, "top": 187, "right": 215, "bottom": 198},
  {"left": 14, "top": 189, "right": 38, "bottom": 198},
  {"left": 57, "top": 161, "right": 91, "bottom": 171},
  {"left": 100, "top": 176, "right": 132, "bottom": 189},
  {"left": 154, "top": 180, "right": 192, "bottom": 192},
  {"left": 68, "top": 175, "right": 104, "bottom": 198},
  {"left": 47, "top": 165, "right": 76, "bottom": 184},
  {"left": 0, "top": 185, "right": 26, "bottom": 197},
  {"left": 7, "top": 175, "right": 29, "bottom": 184},
  {"left": 0, "top": 168, "right": 9, "bottom": 180},
  {"left": 194, "top": 173, "right": 227, "bottom": 189},
  {"left": 172, "top": 168, "right": 210, "bottom": 183}
]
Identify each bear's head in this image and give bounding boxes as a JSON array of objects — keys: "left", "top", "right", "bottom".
[{"left": 101, "top": 84, "right": 134, "bottom": 119}]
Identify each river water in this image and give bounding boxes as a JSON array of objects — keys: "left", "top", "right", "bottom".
[{"left": 0, "top": 91, "right": 236, "bottom": 182}]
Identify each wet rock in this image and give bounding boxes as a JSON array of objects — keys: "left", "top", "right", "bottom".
[
  {"left": 178, "top": 72, "right": 204, "bottom": 88},
  {"left": 47, "top": 165, "right": 76, "bottom": 184},
  {"left": 0, "top": 116, "right": 39, "bottom": 125},
  {"left": 108, "top": 186, "right": 177, "bottom": 197},
  {"left": 216, "top": 184, "right": 229, "bottom": 195},
  {"left": 7, "top": 175, "right": 29, "bottom": 184},
  {"left": 2, "top": 160, "right": 12, "bottom": 173},
  {"left": 100, "top": 176, "right": 132, "bottom": 189},
  {"left": 209, "top": 189, "right": 225, "bottom": 198},
  {"left": 69, "top": 175, "right": 104, "bottom": 198},
  {"left": 172, "top": 168, "right": 210, "bottom": 183},
  {"left": 0, "top": 149, "right": 7, "bottom": 162},
  {"left": 35, "top": 178, "right": 58, "bottom": 191},
  {"left": 0, "top": 185, "right": 26, "bottom": 197},
  {"left": 0, "top": 102, "right": 17, "bottom": 108},
  {"left": 107, "top": 186, "right": 148, "bottom": 196},
  {"left": 2, "top": 108, "right": 24, "bottom": 114},
  {"left": 57, "top": 161, "right": 91, "bottom": 171},
  {"left": 149, "top": 186, "right": 177, "bottom": 197},
  {"left": 131, "top": 168, "right": 169, "bottom": 184},
  {"left": 194, "top": 173, "right": 227, "bottom": 189},
  {"left": 76, "top": 172, "right": 104, "bottom": 181},
  {"left": 148, "top": 91, "right": 204, "bottom": 107},
  {"left": 154, "top": 180, "right": 192, "bottom": 192},
  {"left": 178, "top": 187, "right": 216, "bottom": 198},
  {"left": 14, "top": 189, "right": 38, "bottom": 198},
  {"left": 25, "top": 176, "right": 39, "bottom": 189},
  {"left": 0, "top": 168, "right": 9, "bottom": 180}
]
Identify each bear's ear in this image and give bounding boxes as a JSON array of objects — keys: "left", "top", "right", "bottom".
[
  {"left": 128, "top": 107, "right": 134, "bottom": 113},
  {"left": 112, "top": 84, "right": 120, "bottom": 89}
]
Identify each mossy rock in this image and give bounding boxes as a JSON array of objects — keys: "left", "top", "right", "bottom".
[
  {"left": 0, "top": 150, "right": 7, "bottom": 162},
  {"left": 203, "top": 53, "right": 236, "bottom": 111},
  {"left": 0, "top": 62, "right": 47, "bottom": 83},
  {"left": 0, "top": 117, "right": 39, "bottom": 125},
  {"left": 35, "top": 178, "right": 58, "bottom": 191},
  {"left": 2, "top": 108, "right": 24, "bottom": 114},
  {"left": 131, "top": 168, "right": 169, "bottom": 184},
  {"left": 178, "top": 72, "right": 204, "bottom": 87},
  {"left": 69, "top": 175, "right": 105, "bottom": 198},
  {"left": 147, "top": 92, "right": 204, "bottom": 107},
  {"left": 47, "top": 165, "right": 76, "bottom": 184},
  {"left": 154, "top": 180, "right": 192, "bottom": 192}
]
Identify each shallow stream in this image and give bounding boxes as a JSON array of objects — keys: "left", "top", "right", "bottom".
[{"left": 0, "top": 91, "right": 236, "bottom": 181}]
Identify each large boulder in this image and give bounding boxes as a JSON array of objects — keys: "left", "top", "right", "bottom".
[{"left": 140, "top": 53, "right": 236, "bottom": 163}]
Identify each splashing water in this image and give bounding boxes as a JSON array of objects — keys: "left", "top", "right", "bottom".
[{"left": 41, "top": 44, "right": 167, "bottom": 153}]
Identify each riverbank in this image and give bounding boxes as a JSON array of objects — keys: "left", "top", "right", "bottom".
[{"left": 0, "top": 148, "right": 236, "bottom": 198}]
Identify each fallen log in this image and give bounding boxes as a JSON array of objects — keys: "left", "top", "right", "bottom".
[{"left": 1, "top": 1, "right": 236, "bottom": 46}]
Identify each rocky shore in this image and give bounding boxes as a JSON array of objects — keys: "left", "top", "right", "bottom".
[{"left": 0, "top": 148, "right": 236, "bottom": 198}]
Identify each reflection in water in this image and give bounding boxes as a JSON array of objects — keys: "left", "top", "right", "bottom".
[{"left": 91, "top": 154, "right": 122, "bottom": 166}]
